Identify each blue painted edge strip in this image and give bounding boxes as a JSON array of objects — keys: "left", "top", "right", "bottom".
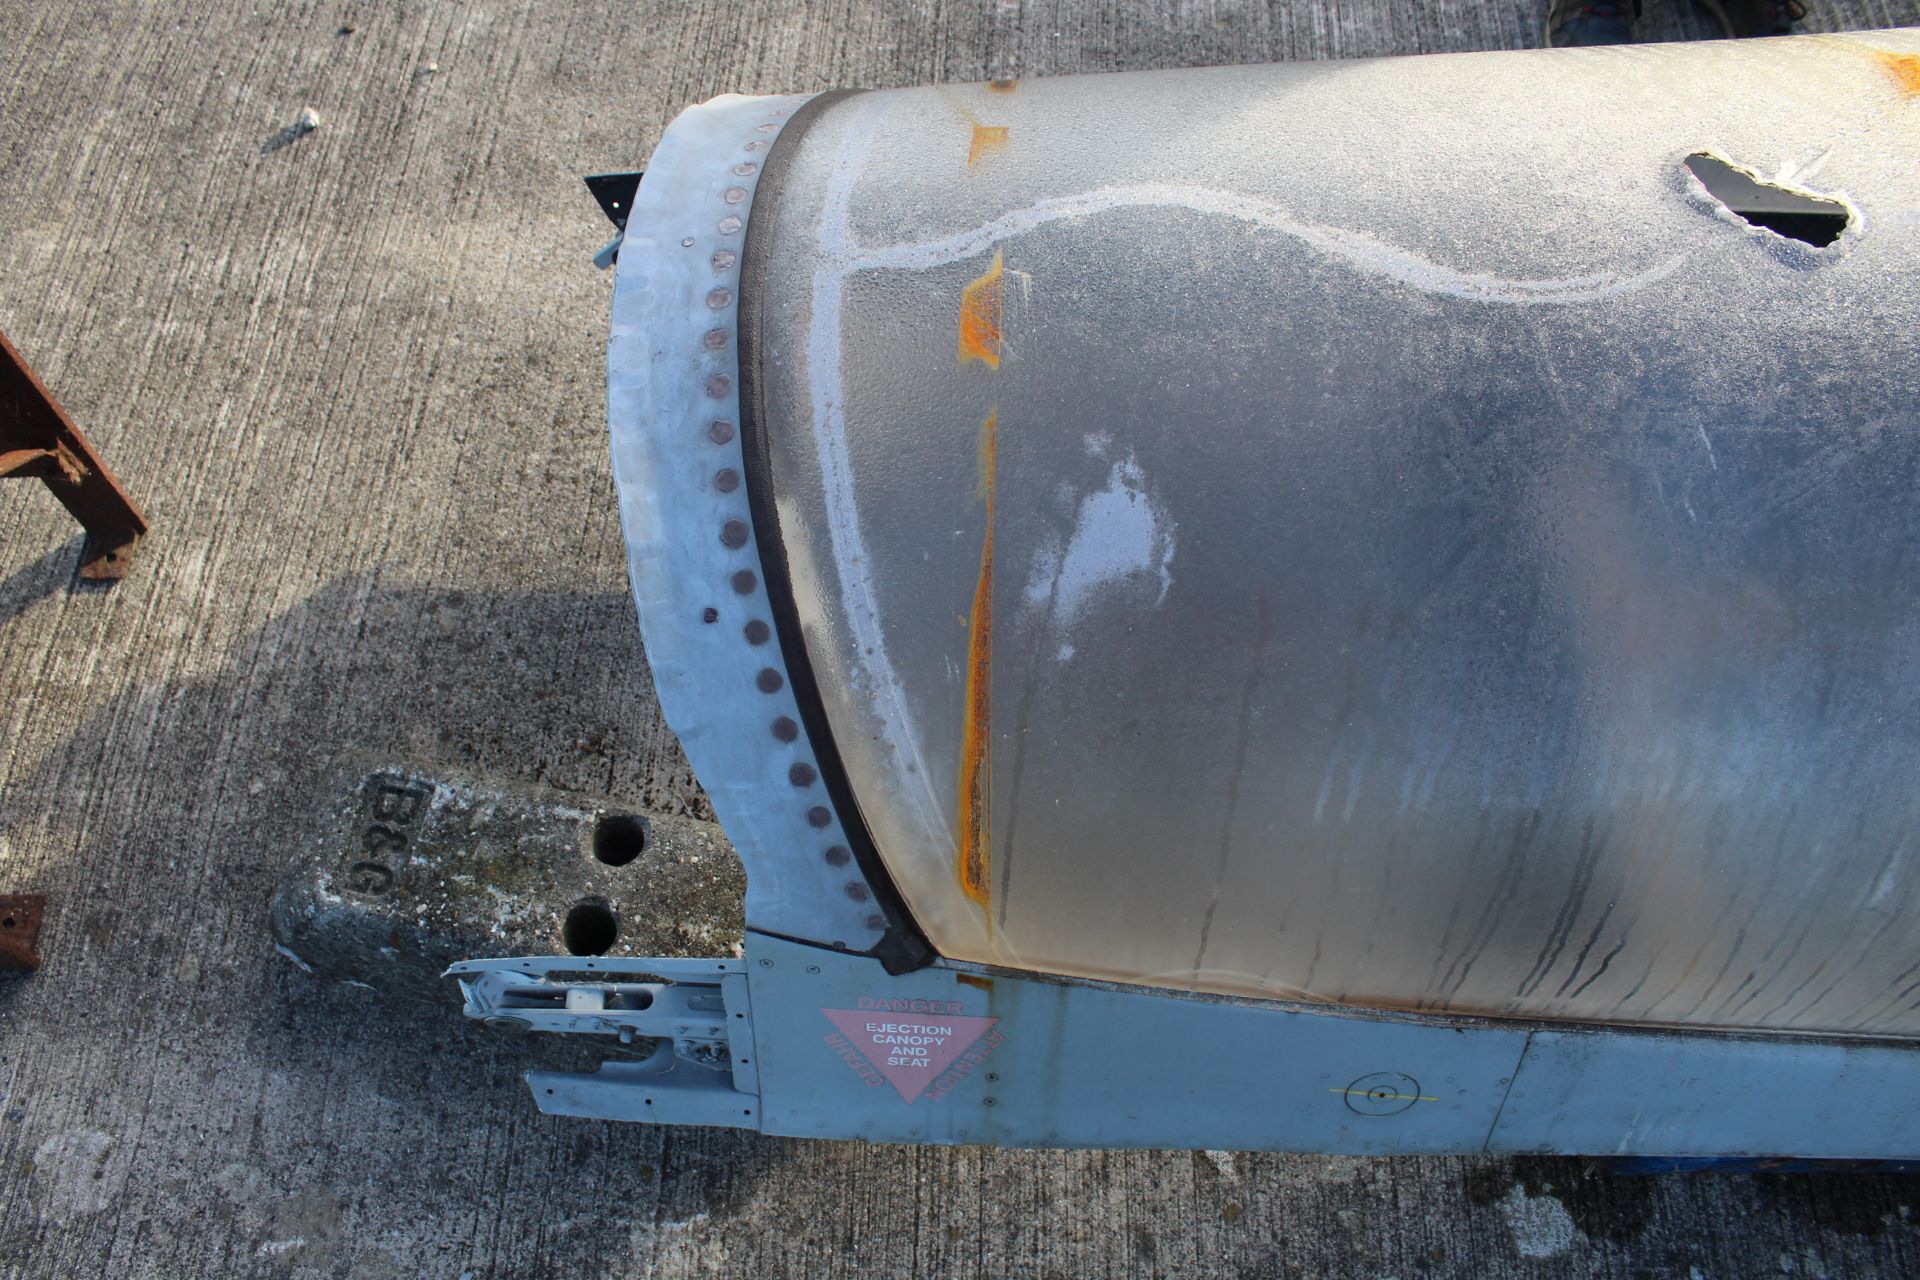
[{"left": 452, "top": 936, "right": 1920, "bottom": 1155}]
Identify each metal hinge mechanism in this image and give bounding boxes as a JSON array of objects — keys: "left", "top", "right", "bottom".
[{"left": 446, "top": 955, "right": 757, "bottom": 1127}]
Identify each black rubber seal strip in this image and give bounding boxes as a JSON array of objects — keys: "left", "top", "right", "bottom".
[{"left": 737, "top": 89, "right": 936, "bottom": 975}]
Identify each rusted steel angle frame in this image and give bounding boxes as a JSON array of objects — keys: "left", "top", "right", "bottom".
[
  {"left": 0, "top": 894, "right": 45, "bottom": 973},
  {"left": 0, "top": 332, "right": 148, "bottom": 579}
]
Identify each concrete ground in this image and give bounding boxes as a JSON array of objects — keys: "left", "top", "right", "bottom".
[{"left": 4, "top": 1, "right": 1920, "bottom": 1276}]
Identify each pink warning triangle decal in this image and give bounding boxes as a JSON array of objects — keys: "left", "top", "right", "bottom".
[{"left": 821, "top": 1008, "right": 1001, "bottom": 1103}]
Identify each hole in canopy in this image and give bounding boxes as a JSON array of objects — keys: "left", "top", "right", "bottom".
[{"left": 1683, "top": 152, "right": 1851, "bottom": 248}]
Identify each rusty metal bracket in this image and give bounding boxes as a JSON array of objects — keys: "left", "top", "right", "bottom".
[
  {"left": 0, "top": 332, "right": 148, "bottom": 579},
  {"left": 0, "top": 894, "right": 45, "bottom": 972}
]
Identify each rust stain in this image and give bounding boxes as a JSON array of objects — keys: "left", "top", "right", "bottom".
[
  {"left": 956, "top": 972, "right": 995, "bottom": 993},
  {"left": 935, "top": 88, "right": 1009, "bottom": 165},
  {"left": 967, "top": 123, "right": 1010, "bottom": 167},
  {"left": 1879, "top": 51, "right": 1920, "bottom": 95},
  {"left": 958, "top": 410, "right": 996, "bottom": 911},
  {"left": 958, "top": 252, "right": 1004, "bottom": 368}
]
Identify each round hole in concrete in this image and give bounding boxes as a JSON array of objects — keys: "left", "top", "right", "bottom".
[
  {"left": 593, "top": 814, "right": 647, "bottom": 867},
  {"left": 563, "top": 899, "right": 619, "bottom": 956}
]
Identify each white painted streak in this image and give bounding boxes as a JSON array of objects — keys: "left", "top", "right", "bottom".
[
  {"left": 808, "top": 98, "right": 953, "bottom": 852},
  {"left": 1697, "top": 423, "right": 1718, "bottom": 471},
  {"left": 850, "top": 182, "right": 1684, "bottom": 305}
]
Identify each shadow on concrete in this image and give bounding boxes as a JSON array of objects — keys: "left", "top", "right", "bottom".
[
  {"left": 0, "top": 536, "right": 115, "bottom": 629},
  {"left": 0, "top": 571, "right": 779, "bottom": 1273}
]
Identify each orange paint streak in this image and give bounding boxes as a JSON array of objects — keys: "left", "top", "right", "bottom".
[
  {"left": 968, "top": 123, "right": 1010, "bottom": 166},
  {"left": 958, "top": 252, "right": 1004, "bottom": 368},
  {"left": 1880, "top": 51, "right": 1920, "bottom": 95},
  {"left": 958, "top": 410, "right": 996, "bottom": 911}
]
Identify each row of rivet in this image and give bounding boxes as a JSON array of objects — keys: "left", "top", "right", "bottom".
[{"left": 695, "top": 105, "right": 883, "bottom": 940}]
